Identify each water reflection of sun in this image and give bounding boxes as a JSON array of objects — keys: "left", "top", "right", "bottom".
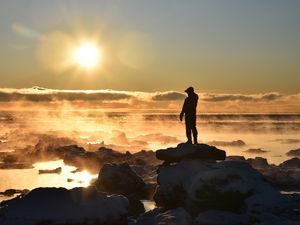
[{"left": 75, "top": 170, "right": 98, "bottom": 187}]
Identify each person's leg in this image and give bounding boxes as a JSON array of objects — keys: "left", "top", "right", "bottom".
[
  {"left": 192, "top": 126, "right": 198, "bottom": 144},
  {"left": 190, "top": 115, "right": 198, "bottom": 144},
  {"left": 185, "top": 122, "right": 192, "bottom": 144}
]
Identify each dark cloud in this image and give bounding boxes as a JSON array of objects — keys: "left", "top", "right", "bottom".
[
  {"left": 203, "top": 94, "right": 253, "bottom": 102},
  {"left": 244, "top": 148, "right": 269, "bottom": 154},
  {"left": 286, "top": 148, "right": 300, "bottom": 157},
  {"left": 152, "top": 91, "right": 185, "bottom": 101},
  {"left": 0, "top": 88, "right": 133, "bottom": 102},
  {"left": 203, "top": 92, "right": 284, "bottom": 102}
]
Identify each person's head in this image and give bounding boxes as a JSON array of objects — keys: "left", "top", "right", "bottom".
[{"left": 185, "top": 87, "right": 194, "bottom": 96}]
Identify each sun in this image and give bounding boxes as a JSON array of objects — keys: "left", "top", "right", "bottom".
[{"left": 74, "top": 42, "right": 100, "bottom": 69}]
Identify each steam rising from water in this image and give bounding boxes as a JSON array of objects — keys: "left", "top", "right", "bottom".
[{"left": 0, "top": 110, "right": 299, "bottom": 164}]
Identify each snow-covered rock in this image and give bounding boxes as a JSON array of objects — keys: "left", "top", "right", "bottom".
[
  {"left": 0, "top": 187, "right": 129, "bottom": 225},
  {"left": 154, "top": 159, "right": 287, "bottom": 215},
  {"left": 194, "top": 210, "right": 249, "bottom": 225},
  {"left": 156, "top": 143, "right": 226, "bottom": 164}
]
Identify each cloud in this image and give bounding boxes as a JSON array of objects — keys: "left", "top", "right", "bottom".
[
  {"left": 0, "top": 87, "right": 133, "bottom": 102},
  {"left": 286, "top": 148, "right": 300, "bottom": 157},
  {"left": 202, "top": 92, "right": 283, "bottom": 102},
  {"left": 244, "top": 148, "right": 269, "bottom": 154},
  {"left": 0, "top": 87, "right": 299, "bottom": 113},
  {"left": 152, "top": 91, "right": 185, "bottom": 101}
]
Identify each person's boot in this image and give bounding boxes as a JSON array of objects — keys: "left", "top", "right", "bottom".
[{"left": 185, "top": 139, "right": 192, "bottom": 144}]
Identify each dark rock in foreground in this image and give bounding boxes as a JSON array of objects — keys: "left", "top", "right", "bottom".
[
  {"left": 96, "top": 163, "right": 146, "bottom": 197},
  {"left": 156, "top": 143, "right": 226, "bottom": 163},
  {"left": 0, "top": 187, "right": 129, "bottom": 225}
]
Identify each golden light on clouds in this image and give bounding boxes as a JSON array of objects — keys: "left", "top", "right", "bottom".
[{"left": 74, "top": 42, "right": 101, "bottom": 69}]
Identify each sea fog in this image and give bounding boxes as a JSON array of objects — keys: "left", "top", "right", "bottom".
[{"left": 1, "top": 110, "right": 299, "bottom": 165}]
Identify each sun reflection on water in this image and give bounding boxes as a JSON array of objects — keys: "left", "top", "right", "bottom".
[{"left": 0, "top": 160, "right": 98, "bottom": 202}]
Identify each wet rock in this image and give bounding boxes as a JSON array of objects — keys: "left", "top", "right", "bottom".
[
  {"left": 0, "top": 187, "right": 129, "bottom": 225},
  {"left": 38, "top": 167, "right": 62, "bottom": 174},
  {"left": 156, "top": 143, "right": 226, "bottom": 164}
]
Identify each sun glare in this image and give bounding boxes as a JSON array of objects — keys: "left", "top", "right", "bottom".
[{"left": 74, "top": 42, "right": 100, "bottom": 69}]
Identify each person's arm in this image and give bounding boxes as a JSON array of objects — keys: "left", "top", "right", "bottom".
[{"left": 179, "top": 99, "right": 186, "bottom": 121}]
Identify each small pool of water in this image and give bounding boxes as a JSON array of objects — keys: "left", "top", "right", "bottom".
[{"left": 0, "top": 160, "right": 97, "bottom": 202}]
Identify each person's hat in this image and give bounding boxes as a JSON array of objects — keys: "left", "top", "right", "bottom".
[{"left": 185, "top": 87, "right": 194, "bottom": 93}]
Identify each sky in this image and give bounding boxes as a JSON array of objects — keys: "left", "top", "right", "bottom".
[{"left": 0, "top": 1, "right": 299, "bottom": 112}]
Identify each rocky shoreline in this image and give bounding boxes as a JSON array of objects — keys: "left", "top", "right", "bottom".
[{"left": 0, "top": 143, "right": 299, "bottom": 224}]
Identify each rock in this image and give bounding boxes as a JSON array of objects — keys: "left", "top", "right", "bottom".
[
  {"left": 156, "top": 143, "right": 226, "bottom": 164},
  {"left": 135, "top": 207, "right": 192, "bottom": 225},
  {"left": 96, "top": 163, "right": 146, "bottom": 197},
  {"left": 127, "top": 194, "right": 145, "bottom": 216},
  {"left": 247, "top": 157, "right": 270, "bottom": 169},
  {"left": 207, "top": 140, "right": 246, "bottom": 147},
  {"left": 0, "top": 187, "right": 129, "bottom": 225},
  {"left": 226, "top": 155, "right": 246, "bottom": 161},
  {"left": 286, "top": 149, "right": 300, "bottom": 157},
  {"left": 279, "top": 157, "right": 300, "bottom": 169},
  {"left": 38, "top": 167, "right": 62, "bottom": 174},
  {"left": 154, "top": 160, "right": 287, "bottom": 215},
  {"left": 0, "top": 189, "right": 29, "bottom": 197},
  {"left": 54, "top": 145, "right": 86, "bottom": 156},
  {"left": 194, "top": 210, "right": 250, "bottom": 225}
]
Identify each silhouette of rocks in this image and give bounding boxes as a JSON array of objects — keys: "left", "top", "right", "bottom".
[
  {"left": 280, "top": 157, "right": 300, "bottom": 169},
  {"left": 247, "top": 157, "right": 270, "bottom": 169},
  {"left": 0, "top": 187, "right": 129, "bottom": 225},
  {"left": 38, "top": 167, "right": 62, "bottom": 174},
  {"left": 0, "top": 189, "right": 29, "bottom": 197},
  {"left": 156, "top": 143, "right": 226, "bottom": 164},
  {"left": 226, "top": 155, "right": 246, "bottom": 161},
  {"left": 286, "top": 148, "right": 300, "bottom": 157},
  {"left": 97, "top": 163, "right": 146, "bottom": 197}
]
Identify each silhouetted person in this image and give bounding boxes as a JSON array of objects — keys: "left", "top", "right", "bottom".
[{"left": 180, "top": 87, "right": 198, "bottom": 144}]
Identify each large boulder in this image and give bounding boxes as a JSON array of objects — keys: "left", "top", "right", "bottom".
[
  {"left": 97, "top": 163, "right": 146, "bottom": 197},
  {"left": 156, "top": 143, "right": 226, "bottom": 164},
  {"left": 0, "top": 187, "right": 129, "bottom": 225},
  {"left": 154, "top": 159, "right": 287, "bottom": 216}
]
